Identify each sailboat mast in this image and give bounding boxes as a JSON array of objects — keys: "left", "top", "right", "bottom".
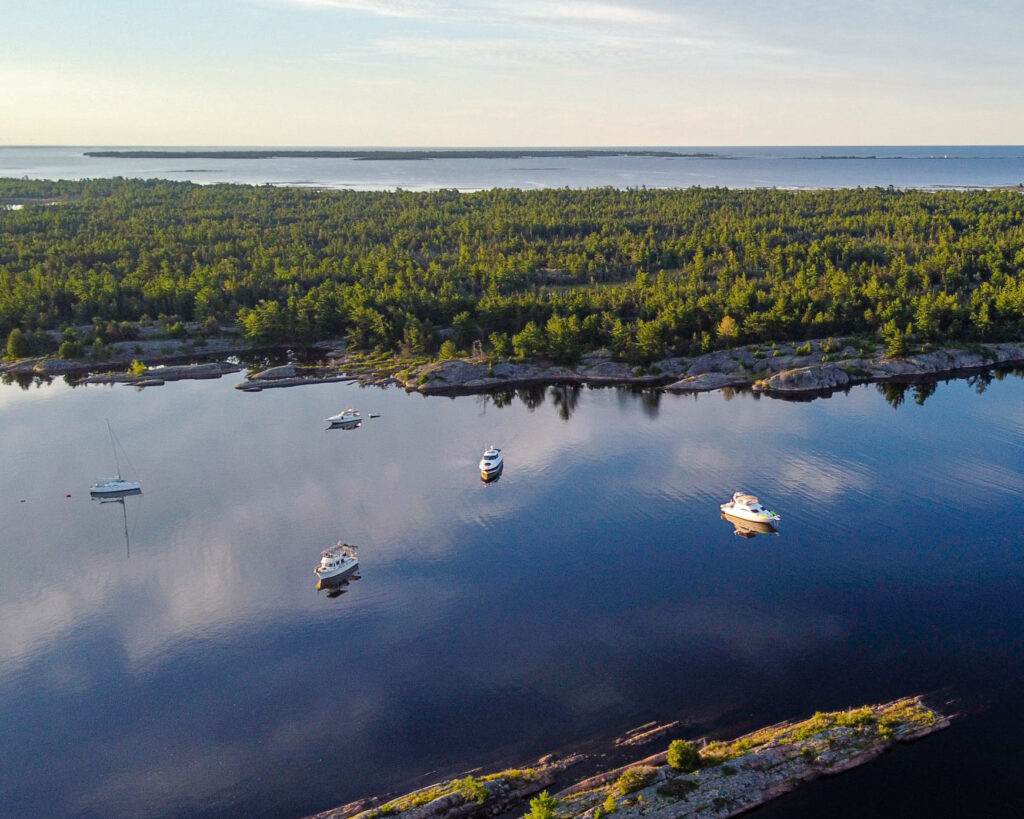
[{"left": 107, "top": 419, "right": 123, "bottom": 479}]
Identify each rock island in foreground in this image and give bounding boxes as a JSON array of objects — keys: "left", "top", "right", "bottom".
[{"left": 310, "top": 696, "right": 948, "bottom": 819}]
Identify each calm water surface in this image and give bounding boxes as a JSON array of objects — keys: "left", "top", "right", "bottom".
[
  {"left": 1, "top": 371, "right": 1023, "bottom": 817},
  {"left": 3, "top": 146, "right": 1024, "bottom": 190}
]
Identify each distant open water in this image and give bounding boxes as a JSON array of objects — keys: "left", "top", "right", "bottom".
[{"left": 2, "top": 146, "right": 1024, "bottom": 190}]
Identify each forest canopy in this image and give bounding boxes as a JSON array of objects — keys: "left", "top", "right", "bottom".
[{"left": 1, "top": 178, "right": 1022, "bottom": 363}]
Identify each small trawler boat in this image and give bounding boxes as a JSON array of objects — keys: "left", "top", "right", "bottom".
[
  {"left": 91, "top": 421, "right": 142, "bottom": 497},
  {"left": 479, "top": 446, "right": 503, "bottom": 481},
  {"left": 326, "top": 408, "right": 361, "bottom": 425},
  {"left": 720, "top": 491, "right": 781, "bottom": 524},
  {"left": 314, "top": 543, "right": 359, "bottom": 583}
]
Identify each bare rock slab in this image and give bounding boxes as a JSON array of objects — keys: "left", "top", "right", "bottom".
[{"left": 664, "top": 373, "right": 750, "bottom": 393}]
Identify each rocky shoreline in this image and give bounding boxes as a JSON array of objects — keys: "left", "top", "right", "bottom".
[
  {"left": 230, "top": 338, "right": 1024, "bottom": 399},
  {"left": 305, "top": 697, "right": 949, "bottom": 819},
  {"left": 399, "top": 341, "right": 1024, "bottom": 398},
  {"left": 3, "top": 335, "right": 1022, "bottom": 400}
]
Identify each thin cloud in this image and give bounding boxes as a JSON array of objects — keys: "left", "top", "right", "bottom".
[{"left": 277, "top": 0, "right": 672, "bottom": 28}]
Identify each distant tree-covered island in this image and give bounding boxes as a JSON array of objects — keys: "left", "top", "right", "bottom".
[
  {"left": 1, "top": 178, "right": 1022, "bottom": 370},
  {"left": 83, "top": 149, "right": 706, "bottom": 161}
]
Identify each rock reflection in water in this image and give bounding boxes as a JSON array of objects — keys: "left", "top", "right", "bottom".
[{"left": 721, "top": 513, "right": 779, "bottom": 539}]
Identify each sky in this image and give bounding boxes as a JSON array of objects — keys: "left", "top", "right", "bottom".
[{"left": 2, "top": 0, "right": 1023, "bottom": 146}]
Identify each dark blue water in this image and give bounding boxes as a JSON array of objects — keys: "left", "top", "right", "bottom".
[
  {"left": 3, "top": 146, "right": 1024, "bottom": 190},
  {"left": 1, "top": 371, "right": 1022, "bottom": 817}
]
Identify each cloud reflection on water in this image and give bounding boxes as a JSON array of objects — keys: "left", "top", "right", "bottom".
[{"left": 2, "top": 374, "right": 1024, "bottom": 817}]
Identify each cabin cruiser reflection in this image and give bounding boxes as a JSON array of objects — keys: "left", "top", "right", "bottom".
[
  {"left": 314, "top": 543, "right": 359, "bottom": 583},
  {"left": 479, "top": 446, "right": 503, "bottom": 481},
  {"left": 720, "top": 492, "right": 781, "bottom": 524},
  {"left": 722, "top": 514, "right": 779, "bottom": 538},
  {"left": 326, "top": 409, "right": 361, "bottom": 426}
]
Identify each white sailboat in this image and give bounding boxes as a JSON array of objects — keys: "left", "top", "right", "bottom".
[{"left": 90, "top": 421, "right": 142, "bottom": 497}]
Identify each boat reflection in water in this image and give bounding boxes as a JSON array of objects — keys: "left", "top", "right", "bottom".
[
  {"left": 316, "top": 574, "right": 362, "bottom": 597},
  {"left": 327, "top": 418, "right": 362, "bottom": 431},
  {"left": 92, "top": 489, "right": 142, "bottom": 558},
  {"left": 721, "top": 513, "right": 779, "bottom": 539}
]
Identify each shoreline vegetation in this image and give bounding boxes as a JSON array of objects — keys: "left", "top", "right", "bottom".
[
  {"left": 83, "top": 149, "right": 708, "bottom": 161},
  {"left": 2, "top": 179, "right": 1023, "bottom": 398},
  {"left": 306, "top": 697, "right": 949, "bottom": 819}
]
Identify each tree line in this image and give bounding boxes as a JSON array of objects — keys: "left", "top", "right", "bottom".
[{"left": 2, "top": 178, "right": 1023, "bottom": 363}]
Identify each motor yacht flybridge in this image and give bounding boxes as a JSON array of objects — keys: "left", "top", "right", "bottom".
[
  {"left": 720, "top": 491, "right": 781, "bottom": 524},
  {"left": 479, "top": 446, "right": 503, "bottom": 481}
]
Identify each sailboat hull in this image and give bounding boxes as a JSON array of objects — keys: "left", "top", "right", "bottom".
[{"left": 90, "top": 479, "right": 142, "bottom": 496}]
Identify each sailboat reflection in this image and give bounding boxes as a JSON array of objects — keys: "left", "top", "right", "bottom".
[
  {"left": 721, "top": 513, "right": 779, "bottom": 539},
  {"left": 93, "top": 490, "right": 141, "bottom": 557}
]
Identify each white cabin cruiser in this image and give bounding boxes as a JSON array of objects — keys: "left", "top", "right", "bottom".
[
  {"left": 720, "top": 492, "right": 781, "bottom": 524},
  {"left": 479, "top": 446, "right": 503, "bottom": 480},
  {"left": 327, "top": 408, "right": 361, "bottom": 425},
  {"left": 314, "top": 543, "right": 359, "bottom": 582}
]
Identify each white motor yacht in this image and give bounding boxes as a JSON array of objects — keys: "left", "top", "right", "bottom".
[
  {"left": 479, "top": 446, "right": 503, "bottom": 480},
  {"left": 720, "top": 491, "right": 781, "bottom": 524},
  {"left": 314, "top": 543, "right": 359, "bottom": 582},
  {"left": 326, "top": 409, "right": 361, "bottom": 425}
]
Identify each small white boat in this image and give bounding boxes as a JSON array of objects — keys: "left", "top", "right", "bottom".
[
  {"left": 314, "top": 543, "right": 359, "bottom": 582},
  {"left": 720, "top": 491, "right": 780, "bottom": 524},
  {"left": 91, "top": 421, "right": 142, "bottom": 497},
  {"left": 479, "top": 446, "right": 503, "bottom": 480},
  {"left": 327, "top": 408, "right": 361, "bottom": 425}
]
